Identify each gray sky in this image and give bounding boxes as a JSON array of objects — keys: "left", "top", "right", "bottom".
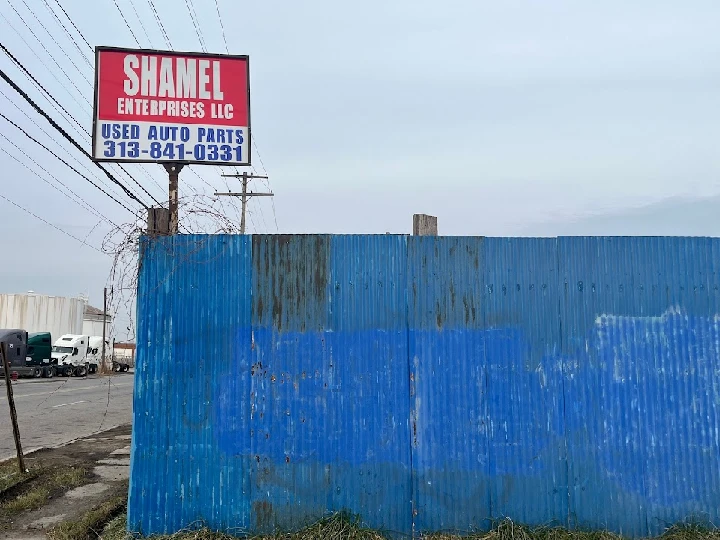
[{"left": 1, "top": 0, "right": 720, "bottom": 332}]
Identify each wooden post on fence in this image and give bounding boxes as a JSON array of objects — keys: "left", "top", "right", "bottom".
[{"left": 2, "top": 341, "right": 26, "bottom": 473}]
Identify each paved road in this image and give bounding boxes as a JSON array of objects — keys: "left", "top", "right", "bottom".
[{"left": 0, "top": 374, "right": 134, "bottom": 459}]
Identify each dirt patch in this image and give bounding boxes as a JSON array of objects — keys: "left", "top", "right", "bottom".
[
  {"left": 48, "top": 492, "right": 126, "bottom": 540},
  {"left": 0, "top": 425, "right": 130, "bottom": 540},
  {"left": 0, "top": 466, "right": 88, "bottom": 520}
]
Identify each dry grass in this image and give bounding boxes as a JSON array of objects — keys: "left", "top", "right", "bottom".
[
  {"left": 659, "top": 524, "right": 720, "bottom": 540},
  {"left": 98, "top": 515, "right": 720, "bottom": 540},
  {"left": 2, "top": 485, "right": 50, "bottom": 513},
  {"left": 0, "top": 459, "right": 36, "bottom": 493},
  {"left": 424, "top": 520, "right": 624, "bottom": 540},
  {"left": 0, "top": 465, "right": 88, "bottom": 516},
  {"left": 101, "top": 512, "right": 131, "bottom": 540},
  {"left": 50, "top": 495, "right": 127, "bottom": 540}
]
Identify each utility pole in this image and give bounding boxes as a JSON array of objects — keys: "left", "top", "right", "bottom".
[
  {"left": 216, "top": 172, "right": 273, "bottom": 234},
  {"left": 101, "top": 287, "right": 108, "bottom": 373},
  {"left": 2, "top": 342, "right": 25, "bottom": 474},
  {"left": 164, "top": 163, "right": 185, "bottom": 234}
]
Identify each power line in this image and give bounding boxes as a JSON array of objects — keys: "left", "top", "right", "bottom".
[
  {"left": 248, "top": 136, "right": 278, "bottom": 230},
  {"left": 117, "top": 164, "right": 162, "bottom": 206},
  {"left": 0, "top": 64, "right": 149, "bottom": 209},
  {"left": 0, "top": 111, "right": 138, "bottom": 217},
  {"left": 0, "top": 37, "right": 149, "bottom": 206},
  {"left": 15, "top": 0, "right": 92, "bottom": 85},
  {"left": 146, "top": 0, "right": 172, "bottom": 48},
  {"left": 0, "top": 192, "right": 106, "bottom": 255},
  {"left": 184, "top": 0, "right": 207, "bottom": 52},
  {"left": 51, "top": 0, "right": 91, "bottom": 49},
  {"left": 2, "top": 32, "right": 162, "bottom": 203},
  {"left": 0, "top": 88, "right": 133, "bottom": 205},
  {"left": 213, "top": 0, "right": 229, "bottom": 53},
  {"left": 2, "top": 40, "right": 163, "bottom": 207},
  {"left": 38, "top": 0, "right": 93, "bottom": 67},
  {"left": 0, "top": 140, "right": 116, "bottom": 227},
  {"left": 112, "top": 0, "right": 141, "bottom": 47},
  {"left": 127, "top": 0, "right": 154, "bottom": 47},
  {"left": 0, "top": 26, "right": 90, "bottom": 128}
]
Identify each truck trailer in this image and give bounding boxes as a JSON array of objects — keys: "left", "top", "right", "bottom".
[{"left": 86, "top": 336, "right": 111, "bottom": 374}]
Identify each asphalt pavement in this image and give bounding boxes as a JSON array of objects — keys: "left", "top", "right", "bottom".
[{"left": 0, "top": 373, "right": 134, "bottom": 460}]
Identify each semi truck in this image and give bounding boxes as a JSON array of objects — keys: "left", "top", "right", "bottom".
[
  {"left": 24, "top": 332, "right": 54, "bottom": 377},
  {"left": 0, "top": 329, "right": 28, "bottom": 378},
  {"left": 0, "top": 331, "right": 56, "bottom": 378},
  {"left": 3, "top": 331, "right": 121, "bottom": 378},
  {"left": 86, "top": 336, "right": 111, "bottom": 374},
  {"left": 51, "top": 334, "right": 90, "bottom": 377}
]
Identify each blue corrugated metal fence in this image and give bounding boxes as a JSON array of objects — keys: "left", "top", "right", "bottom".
[{"left": 129, "top": 235, "right": 720, "bottom": 537}]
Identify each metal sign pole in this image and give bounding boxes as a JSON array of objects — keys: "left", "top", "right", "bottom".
[
  {"left": 2, "top": 342, "right": 26, "bottom": 474},
  {"left": 164, "top": 163, "right": 185, "bottom": 234}
]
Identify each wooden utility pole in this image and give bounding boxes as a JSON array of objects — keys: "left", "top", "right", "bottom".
[
  {"left": 147, "top": 207, "right": 170, "bottom": 236},
  {"left": 216, "top": 172, "right": 273, "bottom": 234},
  {"left": 163, "top": 163, "right": 185, "bottom": 234},
  {"left": 101, "top": 287, "right": 108, "bottom": 372},
  {"left": 2, "top": 342, "right": 25, "bottom": 473}
]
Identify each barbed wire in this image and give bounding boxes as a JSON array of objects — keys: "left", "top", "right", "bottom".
[{"left": 100, "top": 192, "right": 245, "bottom": 351}]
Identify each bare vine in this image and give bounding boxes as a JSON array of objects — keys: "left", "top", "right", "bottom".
[{"left": 101, "top": 192, "right": 247, "bottom": 344}]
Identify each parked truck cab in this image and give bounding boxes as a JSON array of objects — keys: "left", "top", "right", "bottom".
[
  {"left": 25, "top": 332, "right": 54, "bottom": 378},
  {"left": 0, "top": 329, "right": 28, "bottom": 378},
  {"left": 51, "top": 334, "right": 89, "bottom": 377}
]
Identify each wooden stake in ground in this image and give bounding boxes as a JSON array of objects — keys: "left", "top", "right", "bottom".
[{"left": 2, "top": 341, "right": 26, "bottom": 473}]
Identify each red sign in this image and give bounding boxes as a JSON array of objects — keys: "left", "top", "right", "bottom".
[{"left": 92, "top": 47, "right": 250, "bottom": 165}]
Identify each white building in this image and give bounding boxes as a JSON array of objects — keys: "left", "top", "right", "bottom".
[
  {"left": 82, "top": 305, "right": 112, "bottom": 338},
  {"left": 0, "top": 292, "right": 85, "bottom": 339}
]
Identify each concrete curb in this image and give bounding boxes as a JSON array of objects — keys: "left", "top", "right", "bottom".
[{"left": 0, "top": 423, "right": 127, "bottom": 464}]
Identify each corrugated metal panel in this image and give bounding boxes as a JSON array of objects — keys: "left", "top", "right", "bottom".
[
  {"left": 248, "top": 235, "right": 411, "bottom": 534},
  {"left": 129, "top": 235, "right": 253, "bottom": 534},
  {"left": 407, "top": 236, "right": 489, "bottom": 534},
  {"left": 0, "top": 293, "right": 84, "bottom": 339},
  {"left": 483, "top": 238, "right": 567, "bottom": 526},
  {"left": 559, "top": 237, "right": 720, "bottom": 537},
  {"left": 130, "top": 234, "right": 720, "bottom": 538}
]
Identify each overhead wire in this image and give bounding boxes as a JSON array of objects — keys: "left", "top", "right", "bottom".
[
  {"left": 51, "top": 0, "right": 91, "bottom": 49},
  {"left": 213, "top": 0, "right": 229, "bottom": 53},
  {"left": 0, "top": 110, "right": 138, "bottom": 217},
  {"left": 0, "top": 192, "right": 106, "bottom": 255},
  {"left": 126, "top": 0, "right": 155, "bottom": 47},
  {"left": 209, "top": 0, "right": 278, "bottom": 232},
  {"left": 0, "top": 88, "right": 134, "bottom": 206},
  {"left": 38, "top": 0, "right": 93, "bottom": 67},
  {"left": 115, "top": 163, "right": 162, "bottom": 206},
  {"left": 184, "top": 0, "right": 207, "bottom": 52},
  {"left": 0, "top": 65, "right": 149, "bottom": 209},
  {"left": 146, "top": 0, "right": 172, "bottom": 48},
  {"left": 111, "top": 0, "right": 141, "bottom": 47},
  {"left": 5, "top": 0, "right": 252, "bottom": 231},
  {"left": 168, "top": 0, "right": 242, "bottom": 227},
  {"left": 0, "top": 140, "right": 117, "bottom": 227},
  {"left": 11, "top": 0, "right": 92, "bottom": 86},
  {"left": 0, "top": 25, "right": 90, "bottom": 124},
  {"left": 26, "top": 3, "right": 171, "bottom": 200},
  {"left": 1, "top": 29, "right": 164, "bottom": 204}
]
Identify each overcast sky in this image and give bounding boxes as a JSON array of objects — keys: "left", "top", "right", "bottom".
[{"left": 1, "top": 0, "right": 720, "bottom": 333}]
